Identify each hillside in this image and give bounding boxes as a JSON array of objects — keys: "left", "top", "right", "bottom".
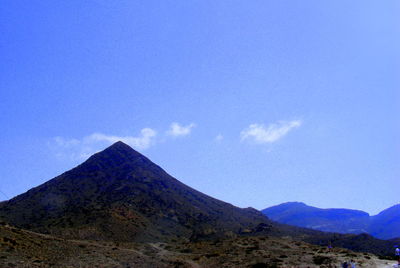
[
  {"left": 0, "top": 222, "right": 394, "bottom": 268},
  {"left": 0, "top": 222, "right": 165, "bottom": 267}
]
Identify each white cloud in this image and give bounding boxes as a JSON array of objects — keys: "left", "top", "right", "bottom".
[
  {"left": 88, "top": 128, "right": 156, "bottom": 150},
  {"left": 166, "top": 122, "right": 196, "bottom": 137},
  {"left": 240, "top": 120, "right": 302, "bottom": 144},
  {"left": 49, "top": 128, "right": 157, "bottom": 161},
  {"left": 50, "top": 122, "right": 197, "bottom": 161},
  {"left": 215, "top": 134, "right": 224, "bottom": 142},
  {"left": 54, "top": 136, "right": 80, "bottom": 147}
]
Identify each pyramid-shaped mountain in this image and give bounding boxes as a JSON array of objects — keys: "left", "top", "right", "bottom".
[{"left": 0, "top": 142, "right": 272, "bottom": 242}]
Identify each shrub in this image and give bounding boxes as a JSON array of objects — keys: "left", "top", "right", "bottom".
[{"left": 313, "top": 255, "right": 332, "bottom": 265}]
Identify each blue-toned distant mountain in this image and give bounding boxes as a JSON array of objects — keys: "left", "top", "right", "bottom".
[
  {"left": 370, "top": 204, "right": 400, "bottom": 240},
  {"left": 262, "top": 202, "right": 370, "bottom": 234},
  {"left": 262, "top": 202, "right": 400, "bottom": 240}
]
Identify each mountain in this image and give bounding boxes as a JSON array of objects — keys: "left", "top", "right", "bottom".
[
  {"left": 0, "top": 141, "right": 396, "bottom": 257},
  {"left": 0, "top": 141, "right": 272, "bottom": 242},
  {"left": 262, "top": 202, "right": 400, "bottom": 240},
  {"left": 262, "top": 202, "right": 370, "bottom": 234},
  {"left": 370, "top": 204, "right": 400, "bottom": 240}
]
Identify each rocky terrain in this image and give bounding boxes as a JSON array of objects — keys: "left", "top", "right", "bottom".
[{"left": 1, "top": 223, "right": 396, "bottom": 268}]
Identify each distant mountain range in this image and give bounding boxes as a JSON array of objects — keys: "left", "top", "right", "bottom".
[
  {"left": 262, "top": 202, "right": 400, "bottom": 239},
  {"left": 0, "top": 142, "right": 396, "bottom": 257}
]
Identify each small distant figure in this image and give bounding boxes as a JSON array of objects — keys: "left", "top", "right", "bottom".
[
  {"left": 342, "top": 261, "right": 348, "bottom": 268},
  {"left": 349, "top": 259, "right": 356, "bottom": 268},
  {"left": 327, "top": 242, "right": 332, "bottom": 252},
  {"left": 396, "top": 246, "right": 400, "bottom": 258}
]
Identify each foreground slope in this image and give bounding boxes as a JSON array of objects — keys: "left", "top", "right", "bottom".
[
  {"left": 0, "top": 222, "right": 165, "bottom": 268},
  {"left": 1, "top": 223, "right": 394, "bottom": 268},
  {"left": 0, "top": 142, "right": 271, "bottom": 242}
]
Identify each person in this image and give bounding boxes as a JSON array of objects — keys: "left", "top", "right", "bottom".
[
  {"left": 396, "top": 247, "right": 400, "bottom": 258},
  {"left": 342, "top": 261, "right": 348, "bottom": 268},
  {"left": 349, "top": 259, "right": 356, "bottom": 268}
]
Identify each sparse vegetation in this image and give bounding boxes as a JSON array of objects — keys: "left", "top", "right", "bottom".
[{"left": 312, "top": 255, "right": 332, "bottom": 265}]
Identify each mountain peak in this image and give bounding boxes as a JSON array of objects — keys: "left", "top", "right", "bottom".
[
  {"left": 83, "top": 141, "right": 146, "bottom": 168},
  {"left": 282, "top": 202, "right": 307, "bottom": 207},
  {"left": 104, "top": 141, "right": 136, "bottom": 153}
]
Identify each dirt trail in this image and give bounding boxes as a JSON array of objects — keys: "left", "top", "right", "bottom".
[
  {"left": 149, "top": 242, "right": 202, "bottom": 268},
  {"left": 373, "top": 260, "right": 398, "bottom": 268}
]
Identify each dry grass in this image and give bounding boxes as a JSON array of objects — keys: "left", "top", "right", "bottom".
[{"left": 1, "top": 224, "right": 396, "bottom": 268}]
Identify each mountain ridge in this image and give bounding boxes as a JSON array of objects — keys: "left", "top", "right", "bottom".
[{"left": 262, "top": 202, "right": 400, "bottom": 239}]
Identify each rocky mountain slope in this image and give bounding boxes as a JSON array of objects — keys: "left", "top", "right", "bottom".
[{"left": 0, "top": 141, "right": 272, "bottom": 243}]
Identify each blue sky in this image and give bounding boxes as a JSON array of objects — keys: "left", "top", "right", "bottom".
[{"left": 1, "top": 0, "right": 399, "bottom": 215}]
